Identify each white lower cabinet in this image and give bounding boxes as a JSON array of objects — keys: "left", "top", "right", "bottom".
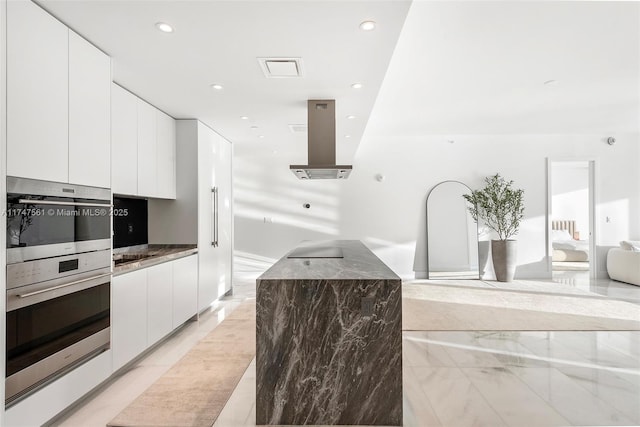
[
  {"left": 172, "top": 255, "right": 198, "bottom": 328},
  {"left": 111, "top": 268, "right": 148, "bottom": 371},
  {"left": 111, "top": 255, "right": 197, "bottom": 372},
  {"left": 147, "top": 262, "right": 174, "bottom": 346}
]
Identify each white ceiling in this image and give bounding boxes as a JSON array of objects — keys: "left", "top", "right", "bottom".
[
  {"left": 37, "top": 0, "right": 412, "bottom": 163},
  {"left": 33, "top": 0, "right": 640, "bottom": 171},
  {"left": 366, "top": 1, "right": 640, "bottom": 138}
]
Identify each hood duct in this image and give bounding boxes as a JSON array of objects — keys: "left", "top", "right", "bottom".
[{"left": 290, "top": 100, "right": 353, "bottom": 179}]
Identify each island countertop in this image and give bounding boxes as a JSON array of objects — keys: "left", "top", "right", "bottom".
[{"left": 257, "top": 240, "right": 399, "bottom": 281}]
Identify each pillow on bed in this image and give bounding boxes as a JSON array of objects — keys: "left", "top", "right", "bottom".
[
  {"left": 551, "top": 229, "right": 573, "bottom": 241},
  {"left": 620, "top": 240, "right": 640, "bottom": 251}
]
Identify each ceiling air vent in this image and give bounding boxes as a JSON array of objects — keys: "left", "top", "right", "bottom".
[
  {"left": 257, "top": 57, "right": 304, "bottom": 78},
  {"left": 288, "top": 124, "right": 307, "bottom": 133}
]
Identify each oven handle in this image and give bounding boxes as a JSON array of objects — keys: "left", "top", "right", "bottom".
[
  {"left": 16, "top": 273, "right": 112, "bottom": 298},
  {"left": 18, "top": 199, "right": 112, "bottom": 208}
]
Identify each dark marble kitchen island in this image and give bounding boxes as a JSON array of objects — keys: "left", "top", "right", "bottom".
[{"left": 256, "top": 240, "right": 402, "bottom": 426}]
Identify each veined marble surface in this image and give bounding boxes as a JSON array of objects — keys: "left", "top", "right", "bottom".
[
  {"left": 113, "top": 244, "right": 197, "bottom": 276},
  {"left": 258, "top": 240, "right": 399, "bottom": 281},
  {"left": 256, "top": 240, "right": 402, "bottom": 425}
]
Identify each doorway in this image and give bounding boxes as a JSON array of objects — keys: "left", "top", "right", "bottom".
[{"left": 548, "top": 160, "right": 595, "bottom": 280}]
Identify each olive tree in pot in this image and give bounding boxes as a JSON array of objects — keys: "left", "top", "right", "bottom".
[{"left": 463, "top": 174, "right": 524, "bottom": 282}]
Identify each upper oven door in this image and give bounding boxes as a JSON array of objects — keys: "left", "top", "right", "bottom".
[{"left": 6, "top": 177, "right": 111, "bottom": 263}]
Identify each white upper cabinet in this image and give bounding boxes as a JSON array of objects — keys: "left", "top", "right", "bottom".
[
  {"left": 68, "top": 31, "right": 111, "bottom": 188},
  {"left": 111, "top": 84, "right": 138, "bottom": 195},
  {"left": 112, "top": 87, "right": 176, "bottom": 199},
  {"left": 137, "top": 99, "right": 157, "bottom": 197},
  {"left": 156, "top": 110, "right": 177, "bottom": 199},
  {"left": 7, "top": 1, "right": 111, "bottom": 188},
  {"left": 7, "top": 0, "right": 69, "bottom": 183}
]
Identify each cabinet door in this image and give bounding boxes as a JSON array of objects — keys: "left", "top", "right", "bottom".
[
  {"left": 147, "top": 262, "right": 173, "bottom": 345},
  {"left": 137, "top": 99, "right": 157, "bottom": 197},
  {"left": 7, "top": 0, "right": 68, "bottom": 183},
  {"left": 172, "top": 255, "right": 198, "bottom": 328},
  {"left": 111, "top": 84, "right": 138, "bottom": 195},
  {"left": 112, "top": 269, "right": 147, "bottom": 371},
  {"left": 197, "top": 124, "right": 219, "bottom": 311},
  {"left": 155, "top": 110, "right": 176, "bottom": 199},
  {"left": 215, "top": 137, "right": 234, "bottom": 295},
  {"left": 69, "top": 31, "right": 111, "bottom": 188}
]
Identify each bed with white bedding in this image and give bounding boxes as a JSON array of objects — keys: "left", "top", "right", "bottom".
[{"left": 551, "top": 220, "right": 589, "bottom": 262}]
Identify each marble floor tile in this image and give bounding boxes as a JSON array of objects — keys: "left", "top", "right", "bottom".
[
  {"left": 402, "top": 366, "right": 443, "bottom": 427},
  {"left": 557, "top": 366, "right": 640, "bottom": 424},
  {"left": 51, "top": 365, "right": 170, "bottom": 427},
  {"left": 411, "top": 366, "right": 508, "bottom": 427},
  {"left": 508, "top": 367, "right": 635, "bottom": 426},
  {"left": 461, "top": 367, "right": 570, "bottom": 426},
  {"left": 403, "top": 332, "right": 457, "bottom": 367}
]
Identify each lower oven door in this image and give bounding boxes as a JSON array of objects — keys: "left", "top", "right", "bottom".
[{"left": 5, "top": 270, "right": 111, "bottom": 405}]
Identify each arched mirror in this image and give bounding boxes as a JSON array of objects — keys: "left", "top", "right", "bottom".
[{"left": 426, "top": 181, "right": 480, "bottom": 279}]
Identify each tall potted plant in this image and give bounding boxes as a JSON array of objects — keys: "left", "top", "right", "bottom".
[{"left": 463, "top": 174, "right": 524, "bottom": 282}]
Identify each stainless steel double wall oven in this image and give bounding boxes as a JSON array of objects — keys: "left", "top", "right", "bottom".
[{"left": 5, "top": 177, "right": 111, "bottom": 405}]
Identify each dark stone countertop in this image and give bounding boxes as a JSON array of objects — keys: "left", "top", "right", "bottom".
[
  {"left": 113, "top": 244, "right": 198, "bottom": 276},
  {"left": 258, "top": 240, "right": 400, "bottom": 281}
]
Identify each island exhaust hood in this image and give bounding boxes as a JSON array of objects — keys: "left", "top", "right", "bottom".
[{"left": 290, "top": 100, "right": 353, "bottom": 179}]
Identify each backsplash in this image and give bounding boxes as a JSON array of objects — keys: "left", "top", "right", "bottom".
[{"left": 113, "top": 197, "right": 148, "bottom": 248}]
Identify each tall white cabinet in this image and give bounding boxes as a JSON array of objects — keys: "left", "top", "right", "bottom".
[
  {"left": 7, "top": 0, "right": 111, "bottom": 187},
  {"left": 148, "top": 120, "right": 233, "bottom": 311},
  {"left": 197, "top": 125, "right": 233, "bottom": 310}
]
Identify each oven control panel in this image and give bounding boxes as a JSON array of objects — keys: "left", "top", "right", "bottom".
[{"left": 6, "top": 249, "right": 111, "bottom": 290}]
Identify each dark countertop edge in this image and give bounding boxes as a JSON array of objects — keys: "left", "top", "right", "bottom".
[{"left": 113, "top": 248, "right": 198, "bottom": 277}]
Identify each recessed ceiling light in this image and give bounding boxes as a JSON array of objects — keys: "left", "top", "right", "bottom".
[
  {"left": 351, "top": 82, "right": 363, "bottom": 89},
  {"left": 345, "top": 135, "right": 351, "bottom": 138},
  {"left": 250, "top": 125, "right": 259, "bottom": 129},
  {"left": 359, "top": 21, "right": 376, "bottom": 31},
  {"left": 155, "top": 22, "right": 174, "bottom": 33},
  {"left": 240, "top": 116, "right": 249, "bottom": 120},
  {"left": 210, "top": 84, "right": 223, "bottom": 90},
  {"left": 346, "top": 115, "right": 356, "bottom": 120},
  {"left": 258, "top": 135, "right": 265, "bottom": 139},
  {"left": 544, "top": 79, "right": 558, "bottom": 86}
]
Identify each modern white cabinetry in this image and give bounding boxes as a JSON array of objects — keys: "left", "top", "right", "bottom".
[
  {"left": 7, "top": 0, "right": 68, "bottom": 183},
  {"left": 68, "top": 31, "right": 111, "bottom": 188},
  {"left": 172, "top": 255, "right": 198, "bottom": 328},
  {"left": 111, "top": 255, "right": 197, "bottom": 372},
  {"left": 156, "top": 110, "right": 177, "bottom": 199},
  {"left": 111, "top": 84, "right": 138, "bottom": 194},
  {"left": 112, "top": 268, "right": 148, "bottom": 371},
  {"left": 147, "top": 262, "right": 174, "bottom": 346},
  {"left": 137, "top": 99, "right": 157, "bottom": 197},
  {"left": 197, "top": 125, "right": 233, "bottom": 311},
  {"left": 148, "top": 121, "right": 233, "bottom": 312},
  {"left": 7, "top": 0, "right": 111, "bottom": 187},
  {"left": 111, "top": 83, "right": 176, "bottom": 199}
]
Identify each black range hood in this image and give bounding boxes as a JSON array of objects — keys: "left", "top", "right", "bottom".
[{"left": 290, "top": 100, "right": 353, "bottom": 180}]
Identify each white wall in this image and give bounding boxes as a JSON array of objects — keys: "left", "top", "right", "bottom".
[
  {"left": 235, "top": 133, "right": 640, "bottom": 280},
  {"left": 551, "top": 162, "right": 589, "bottom": 238}
]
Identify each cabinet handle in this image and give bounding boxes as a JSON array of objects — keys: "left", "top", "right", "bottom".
[
  {"left": 211, "top": 187, "right": 218, "bottom": 247},
  {"left": 17, "top": 273, "right": 112, "bottom": 298},
  {"left": 19, "top": 199, "right": 112, "bottom": 208}
]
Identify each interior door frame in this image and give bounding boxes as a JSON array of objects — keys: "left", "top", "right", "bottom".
[{"left": 546, "top": 157, "right": 598, "bottom": 279}]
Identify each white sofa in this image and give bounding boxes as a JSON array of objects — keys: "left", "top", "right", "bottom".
[{"left": 607, "top": 243, "right": 640, "bottom": 286}]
